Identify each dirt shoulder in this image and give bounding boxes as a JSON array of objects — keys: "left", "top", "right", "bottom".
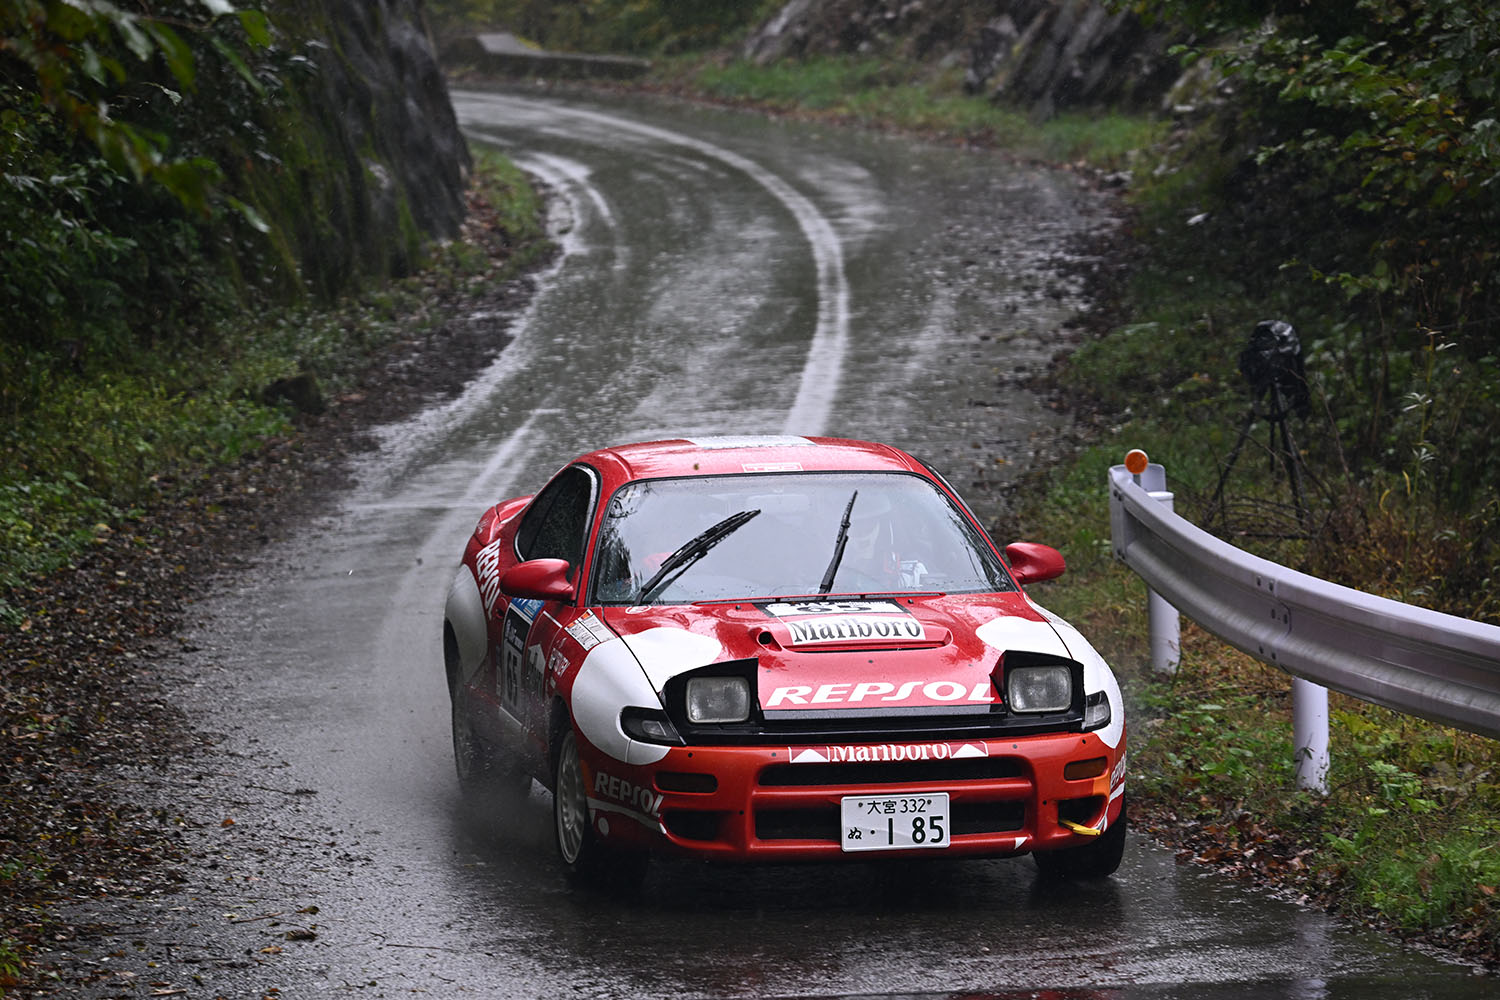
[{"left": 0, "top": 185, "right": 552, "bottom": 994}]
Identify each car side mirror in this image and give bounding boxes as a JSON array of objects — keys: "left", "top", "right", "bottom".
[
  {"left": 1004, "top": 542, "right": 1065, "bottom": 585},
  {"left": 500, "top": 558, "right": 576, "bottom": 601}
]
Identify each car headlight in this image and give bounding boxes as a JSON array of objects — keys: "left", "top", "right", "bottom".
[
  {"left": 1007, "top": 664, "right": 1072, "bottom": 713},
  {"left": 685, "top": 676, "right": 751, "bottom": 724}
]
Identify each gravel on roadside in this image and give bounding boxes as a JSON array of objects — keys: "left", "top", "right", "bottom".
[{"left": 0, "top": 183, "right": 553, "bottom": 996}]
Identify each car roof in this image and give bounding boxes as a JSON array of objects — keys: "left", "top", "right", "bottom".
[{"left": 577, "top": 436, "right": 929, "bottom": 482}]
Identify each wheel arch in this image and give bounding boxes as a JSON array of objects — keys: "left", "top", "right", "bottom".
[
  {"left": 443, "top": 565, "right": 488, "bottom": 693},
  {"left": 546, "top": 697, "right": 572, "bottom": 792}
]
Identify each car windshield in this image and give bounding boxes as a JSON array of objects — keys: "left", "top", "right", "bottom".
[{"left": 590, "top": 472, "right": 1013, "bottom": 605}]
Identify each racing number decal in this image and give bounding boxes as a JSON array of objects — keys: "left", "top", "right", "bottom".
[{"left": 498, "top": 598, "right": 544, "bottom": 719}]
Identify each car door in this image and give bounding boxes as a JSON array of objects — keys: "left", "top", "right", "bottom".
[{"left": 499, "top": 464, "right": 599, "bottom": 756}]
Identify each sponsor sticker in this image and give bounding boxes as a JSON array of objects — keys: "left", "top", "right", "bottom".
[
  {"left": 766, "top": 679, "right": 999, "bottom": 707},
  {"left": 686, "top": 435, "right": 814, "bottom": 449},
  {"left": 741, "top": 462, "right": 803, "bottom": 473},
  {"left": 498, "top": 600, "right": 541, "bottom": 712},
  {"left": 593, "top": 771, "right": 663, "bottom": 817},
  {"left": 789, "top": 741, "right": 990, "bottom": 764},
  {"left": 475, "top": 539, "right": 504, "bottom": 616},
  {"left": 565, "top": 610, "right": 613, "bottom": 651},
  {"left": 764, "top": 600, "right": 905, "bottom": 617},
  {"left": 783, "top": 614, "right": 926, "bottom": 645},
  {"left": 511, "top": 597, "right": 544, "bottom": 621}
]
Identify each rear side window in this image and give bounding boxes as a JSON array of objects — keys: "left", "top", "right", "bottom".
[{"left": 515, "top": 465, "right": 597, "bottom": 567}]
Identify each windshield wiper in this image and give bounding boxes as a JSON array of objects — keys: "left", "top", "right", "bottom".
[
  {"left": 817, "top": 490, "right": 858, "bottom": 594},
  {"left": 634, "top": 508, "right": 761, "bottom": 604}
]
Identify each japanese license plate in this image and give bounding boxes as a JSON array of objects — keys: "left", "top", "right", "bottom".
[{"left": 840, "top": 793, "right": 950, "bottom": 852}]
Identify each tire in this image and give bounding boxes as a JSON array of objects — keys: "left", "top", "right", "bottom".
[
  {"left": 552, "top": 725, "right": 648, "bottom": 891},
  {"left": 451, "top": 695, "right": 530, "bottom": 797},
  {"left": 1034, "top": 801, "right": 1127, "bottom": 879},
  {"left": 452, "top": 694, "right": 494, "bottom": 795}
]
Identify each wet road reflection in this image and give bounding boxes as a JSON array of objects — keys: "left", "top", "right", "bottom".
[{"left": 82, "top": 87, "right": 1492, "bottom": 998}]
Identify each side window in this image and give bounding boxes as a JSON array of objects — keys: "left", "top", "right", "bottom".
[{"left": 515, "top": 465, "right": 596, "bottom": 566}]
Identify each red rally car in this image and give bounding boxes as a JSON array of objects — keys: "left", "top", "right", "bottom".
[{"left": 442, "top": 436, "right": 1126, "bottom": 881}]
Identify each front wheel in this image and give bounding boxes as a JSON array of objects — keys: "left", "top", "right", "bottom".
[
  {"left": 1034, "top": 802, "right": 1127, "bottom": 879},
  {"left": 552, "top": 726, "right": 648, "bottom": 890},
  {"left": 553, "top": 727, "right": 592, "bottom": 869}
]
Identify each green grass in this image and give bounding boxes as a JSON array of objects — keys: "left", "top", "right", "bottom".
[
  {"left": 658, "top": 54, "right": 1164, "bottom": 168},
  {"left": 0, "top": 151, "right": 550, "bottom": 617},
  {"left": 1006, "top": 161, "right": 1500, "bottom": 957}
]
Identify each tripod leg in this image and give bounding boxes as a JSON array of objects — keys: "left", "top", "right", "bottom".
[
  {"left": 1210, "top": 407, "right": 1260, "bottom": 529},
  {"left": 1278, "top": 417, "right": 1310, "bottom": 531}
]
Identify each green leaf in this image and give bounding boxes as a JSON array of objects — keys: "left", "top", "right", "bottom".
[
  {"left": 44, "top": 0, "right": 95, "bottom": 43},
  {"left": 236, "top": 10, "right": 271, "bottom": 47},
  {"left": 210, "top": 36, "right": 263, "bottom": 95},
  {"left": 145, "top": 22, "right": 195, "bottom": 91},
  {"left": 227, "top": 196, "right": 271, "bottom": 233},
  {"left": 154, "top": 156, "right": 221, "bottom": 216},
  {"left": 111, "top": 12, "right": 154, "bottom": 63}
]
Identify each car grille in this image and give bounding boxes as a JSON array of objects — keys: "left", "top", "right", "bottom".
[
  {"left": 754, "top": 801, "right": 1025, "bottom": 842},
  {"left": 758, "top": 756, "right": 1024, "bottom": 787},
  {"left": 679, "top": 711, "right": 1084, "bottom": 745}
]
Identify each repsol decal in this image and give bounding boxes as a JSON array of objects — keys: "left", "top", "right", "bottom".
[
  {"left": 593, "top": 771, "right": 663, "bottom": 817},
  {"left": 766, "top": 680, "right": 998, "bottom": 707},
  {"left": 475, "top": 539, "right": 504, "bottom": 616}
]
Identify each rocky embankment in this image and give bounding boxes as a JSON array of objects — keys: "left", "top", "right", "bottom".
[
  {"left": 256, "top": 0, "right": 472, "bottom": 294},
  {"left": 743, "top": 0, "right": 1181, "bottom": 119}
]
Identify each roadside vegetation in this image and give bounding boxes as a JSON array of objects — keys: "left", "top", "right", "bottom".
[
  {"left": 1013, "top": 0, "right": 1500, "bottom": 963},
  {"left": 1, "top": 0, "right": 546, "bottom": 622},
  {"left": 2, "top": 4, "right": 550, "bottom": 987},
  {"left": 659, "top": 54, "right": 1164, "bottom": 165},
  {"left": 0, "top": 145, "right": 547, "bottom": 623},
  {"left": 435, "top": 0, "right": 1500, "bottom": 964}
]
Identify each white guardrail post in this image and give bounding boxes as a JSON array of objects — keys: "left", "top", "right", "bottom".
[
  {"left": 1122, "top": 451, "right": 1181, "bottom": 675},
  {"left": 1109, "top": 450, "right": 1500, "bottom": 793}
]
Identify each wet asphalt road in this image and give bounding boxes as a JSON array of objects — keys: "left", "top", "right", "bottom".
[{"left": 51, "top": 88, "right": 1491, "bottom": 998}]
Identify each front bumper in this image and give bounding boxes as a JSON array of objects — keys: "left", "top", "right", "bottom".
[{"left": 579, "top": 729, "right": 1125, "bottom": 861}]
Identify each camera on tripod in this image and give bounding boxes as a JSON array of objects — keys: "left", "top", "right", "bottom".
[
  {"left": 1210, "top": 320, "right": 1314, "bottom": 534},
  {"left": 1238, "top": 319, "right": 1309, "bottom": 420}
]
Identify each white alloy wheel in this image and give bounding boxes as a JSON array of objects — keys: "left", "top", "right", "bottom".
[{"left": 554, "top": 728, "right": 590, "bottom": 866}]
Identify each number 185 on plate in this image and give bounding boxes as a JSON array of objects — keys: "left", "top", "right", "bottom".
[{"left": 840, "top": 792, "right": 950, "bottom": 852}]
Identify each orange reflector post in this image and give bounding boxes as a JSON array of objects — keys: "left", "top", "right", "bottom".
[{"left": 1124, "top": 449, "right": 1149, "bottom": 476}]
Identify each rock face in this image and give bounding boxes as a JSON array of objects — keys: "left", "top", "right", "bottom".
[
  {"left": 963, "top": 0, "right": 1177, "bottom": 118},
  {"left": 264, "top": 0, "right": 470, "bottom": 297},
  {"left": 742, "top": 0, "right": 1178, "bottom": 119}
]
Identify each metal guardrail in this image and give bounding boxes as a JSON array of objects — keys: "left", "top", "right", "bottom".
[
  {"left": 1109, "top": 461, "right": 1500, "bottom": 744},
  {"left": 444, "top": 33, "right": 651, "bottom": 80}
]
